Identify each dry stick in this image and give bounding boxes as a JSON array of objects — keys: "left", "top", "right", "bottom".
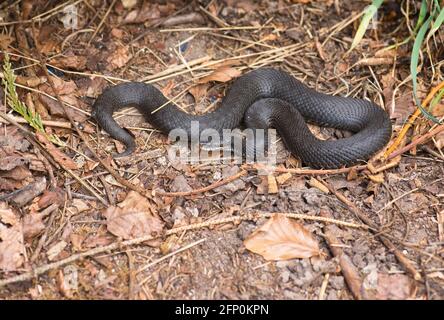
[
  {"left": 137, "top": 238, "right": 206, "bottom": 273},
  {"left": 155, "top": 170, "right": 248, "bottom": 197},
  {"left": 318, "top": 179, "right": 422, "bottom": 281},
  {"left": 0, "top": 211, "right": 366, "bottom": 287},
  {"left": 387, "top": 123, "right": 444, "bottom": 160},
  {"left": 383, "top": 80, "right": 444, "bottom": 159},
  {"left": 88, "top": 0, "right": 118, "bottom": 44},
  {"left": 320, "top": 210, "right": 368, "bottom": 300},
  {"left": 30, "top": 27, "right": 157, "bottom": 210},
  {"left": 0, "top": 114, "right": 72, "bottom": 128}
]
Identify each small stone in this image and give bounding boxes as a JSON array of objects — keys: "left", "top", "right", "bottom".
[{"left": 329, "top": 276, "right": 345, "bottom": 290}]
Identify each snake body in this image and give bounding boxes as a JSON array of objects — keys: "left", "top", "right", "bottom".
[{"left": 92, "top": 68, "right": 392, "bottom": 168}]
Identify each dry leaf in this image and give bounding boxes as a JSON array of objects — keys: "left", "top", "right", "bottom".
[
  {"left": 103, "top": 191, "right": 164, "bottom": 240},
  {"left": 198, "top": 67, "right": 242, "bottom": 84},
  {"left": 38, "top": 94, "right": 87, "bottom": 122},
  {"left": 48, "top": 76, "right": 78, "bottom": 95},
  {"left": 244, "top": 214, "right": 321, "bottom": 260},
  {"left": 47, "top": 240, "right": 68, "bottom": 261},
  {"left": 35, "top": 133, "right": 78, "bottom": 170},
  {"left": 50, "top": 56, "right": 87, "bottom": 71},
  {"left": 0, "top": 203, "right": 26, "bottom": 271},
  {"left": 106, "top": 46, "right": 132, "bottom": 70},
  {"left": 124, "top": 2, "right": 161, "bottom": 24},
  {"left": 189, "top": 84, "right": 209, "bottom": 102},
  {"left": 121, "top": 0, "right": 138, "bottom": 9},
  {"left": 22, "top": 212, "right": 46, "bottom": 239},
  {"left": 436, "top": 131, "right": 444, "bottom": 150},
  {"left": 0, "top": 34, "right": 14, "bottom": 50},
  {"left": 161, "top": 80, "right": 175, "bottom": 96},
  {"left": 365, "top": 272, "right": 417, "bottom": 300}
]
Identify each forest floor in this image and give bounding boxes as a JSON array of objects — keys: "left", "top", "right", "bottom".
[{"left": 0, "top": 0, "right": 443, "bottom": 300}]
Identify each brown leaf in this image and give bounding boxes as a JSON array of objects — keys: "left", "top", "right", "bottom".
[
  {"left": 124, "top": 2, "right": 161, "bottom": 24},
  {"left": 198, "top": 67, "right": 242, "bottom": 84},
  {"left": 49, "top": 76, "right": 78, "bottom": 95},
  {"left": 389, "top": 92, "right": 416, "bottom": 123},
  {"left": 38, "top": 94, "right": 87, "bottom": 122},
  {"left": 0, "top": 155, "right": 28, "bottom": 171},
  {"left": 0, "top": 34, "right": 14, "bottom": 50},
  {"left": 0, "top": 177, "right": 23, "bottom": 191},
  {"left": 50, "top": 56, "right": 87, "bottom": 71},
  {"left": 370, "top": 273, "right": 417, "bottom": 300},
  {"left": 436, "top": 131, "right": 444, "bottom": 150},
  {"left": 189, "top": 84, "right": 209, "bottom": 102},
  {"left": 38, "top": 188, "right": 65, "bottom": 209},
  {"left": 244, "top": 214, "right": 321, "bottom": 260},
  {"left": 15, "top": 75, "right": 46, "bottom": 87},
  {"left": 432, "top": 103, "right": 444, "bottom": 117},
  {"left": 0, "top": 165, "right": 32, "bottom": 181},
  {"left": 161, "top": 80, "right": 175, "bottom": 96},
  {"left": 121, "top": 0, "right": 138, "bottom": 9},
  {"left": 0, "top": 203, "right": 25, "bottom": 271},
  {"left": 35, "top": 132, "right": 78, "bottom": 170},
  {"left": 106, "top": 46, "right": 132, "bottom": 70},
  {"left": 103, "top": 191, "right": 164, "bottom": 240},
  {"left": 22, "top": 212, "right": 46, "bottom": 240}
]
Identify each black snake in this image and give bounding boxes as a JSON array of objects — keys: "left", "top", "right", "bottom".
[{"left": 91, "top": 68, "right": 392, "bottom": 169}]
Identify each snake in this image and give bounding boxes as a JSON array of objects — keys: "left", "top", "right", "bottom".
[{"left": 91, "top": 68, "right": 392, "bottom": 169}]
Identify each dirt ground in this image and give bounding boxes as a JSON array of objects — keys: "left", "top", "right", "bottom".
[{"left": 0, "top": 0, "right": 443, "bottom": 300}]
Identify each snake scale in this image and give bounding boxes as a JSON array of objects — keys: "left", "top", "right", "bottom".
[{"left": 91, "top": 68, "right": 392, "bottom": 169}]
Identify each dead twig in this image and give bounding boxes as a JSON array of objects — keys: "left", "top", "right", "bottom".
[
  {"left": 318, "top": 178, "right": 422, "bottom": 281},
  {"left": 155, "top": 170, "right": 248, "bottom": 197},
  {"left": 320, "top": 210, "right": 368, "bottom": 300}
]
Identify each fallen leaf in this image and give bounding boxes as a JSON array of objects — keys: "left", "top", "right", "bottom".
[
  {"left": 103, "top": 191, "right": 164, "bottom": 240},
  {"left": 198, "top": 67, "right": 242, "bottom": 84},
  {"left": 47, "top": 240, "right": 68, "bottom": 261},
  {"left": 35, "top": 132, "right": 78, "bottom": 170},
  {"left": 437, "top": 131, "right": 444, "bottom": 150},
  {"left": 161, "top": 80, "right": 175, "bottom": 96},
  {"left": 106, "top": 46, "right": 132, "bottom": 70},
  {"left": 37, "top": 188, "right": 65, "bottom": 209},
  {"left": 38, "top": 94, "right": 87, "bottom": 122},
  {"left": 0, "top": 34, "right": 14, "bottom": 50},
  {"left": 45, "top": 76, "right": 78, "bottom": 95},
  {"left": 364, "top": 272, "right": 417, "bottom": 300},
  {"left": 388, "top": 92, "right": 416, "bottom": 123},
  {"left": 0, "top": 151, "right": 28, "bottom": 171},
  {"left": 244, "top": 214, "right": 321, "bottom": 260},
  {"left": 50, "top": 56, "right": 87, "bottom": 71},
  {"left": 121, "top": 0, "right": 138, "bottom": 9},
  {"left": 124, "top": 2, "right": 161, "bottom": 24},
  {"left": 22, "top": 212, "right": 46, "bottom": 239},
  {"left": 189, "top": 84, "right": 209, "bottom": 102},
  {"left": 0, "top": 203, "right": 25, "bottom": 271}
]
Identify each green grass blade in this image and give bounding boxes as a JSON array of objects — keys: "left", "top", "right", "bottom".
[
  {"left": 410, "top": 13, "right": 441, "bottom": 123},
  {"left": 427, "top": 5, "right": 444, "bottom": 40},
  {"left": 429, "top": 88, "right": 444, "bottom": 112},
  {"left": 347, "top": 0, "right": 383, "bottom": 53}
]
